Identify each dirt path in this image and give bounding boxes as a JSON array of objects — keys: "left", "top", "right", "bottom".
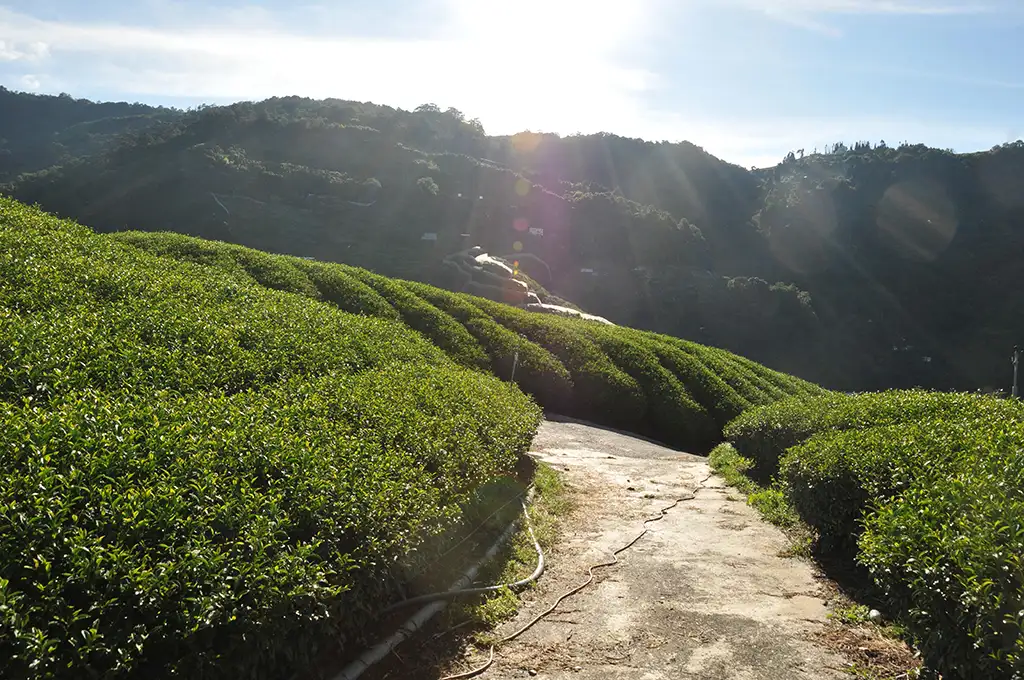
[{"left": 450, "top": 417, "right": 851, "bottom": 680}]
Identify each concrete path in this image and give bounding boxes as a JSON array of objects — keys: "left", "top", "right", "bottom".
[{"left": 457, "top": 417, "right": 849, "bottom": 680}]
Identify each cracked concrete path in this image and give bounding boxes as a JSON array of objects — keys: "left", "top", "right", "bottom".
[{"left": 453, "top": 417, "right": 849, "bottom": 680}]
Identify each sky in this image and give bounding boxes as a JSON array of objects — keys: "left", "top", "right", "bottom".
[{"left": 1, "top": 0, "right": 1022, "bottom": 168}]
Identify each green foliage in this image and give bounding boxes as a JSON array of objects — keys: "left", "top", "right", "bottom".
[
  {"left": 344, "top": 267, "right": 491, "bottom": 370},
  {"left": 113, "top": 231, "right": 321, "bottom": 299},
  {"left": 781, "top": 422, "right": 986, "bottom": 551},
  {"left": 6, "top": 90, "right": 1024, "bottom": 398},
  {"left": 677, "top": 341, "right": 777, "bottom": 406},
  {"left": 103, "top": 219, "right": 817, "bottom": 454},
  {"left": 643, "top": 337, "right": 751, "bottom": 427},
  {"left": 0, "top": 366, "right": 539, "bottom": 680},
  {"left": 401, "top": 282, "right": 574, "bottom": 410},
  {"left": 708, "top": 443, "right": 801, "bottom": 529},
  {"left": 859, "top": 443, "right": 1024, "bottom": 679},
  {"left": 726, "top": 390, "right": 1024, "bottom": 678},
  {"left": 468, "top": 297, "right": 648, "bottom": 430},
  {"left": 290, "top": 259, "right": 400, "bottom": 320},
  {"left": 583, "top": 325, "right": 718, "bottom": 449},
  {"left": 0, "top": 206, "right": 450, "bottom": 402},
  {"left": 0, "top": 197, "right": 543, "bottom": 679},
  {"left": 724, "top": 389, "right": 1016, "bottom": 478}
]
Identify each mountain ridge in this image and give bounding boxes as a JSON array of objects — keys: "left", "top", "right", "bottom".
[{"left": 3, "top": 88, "right": 1023, "bottom": 393}]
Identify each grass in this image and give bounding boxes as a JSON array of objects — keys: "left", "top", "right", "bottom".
[
  {"left": 709, "top": 443, "right": 808, "bottom": 550},
  {"left": 461, "top": 463, "right": 570, "bottom": 631}
]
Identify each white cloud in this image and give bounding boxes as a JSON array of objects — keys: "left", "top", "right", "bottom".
[
  {"left": 724, "top": 0, "right": 1002, "bottom": 34},
  {"left": 0, "top": 38, "right": 48, "bottom": 61},
  {"left": 741, "top": 0, "right": 994, "bottom": 15},
  {"left": 0, "top": 3, "right": 1015, "bottom": 168},
  {"left": 19, "top": 73, "right": 41, "bottom": 90}
]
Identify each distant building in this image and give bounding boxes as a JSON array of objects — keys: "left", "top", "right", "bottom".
[{"left": 421, "top": 233, "right": 438, "bottom": 241}]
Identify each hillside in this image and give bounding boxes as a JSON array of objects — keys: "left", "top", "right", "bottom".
[
  {"left": 0, "top": 197, "right": 821, "bottom": 678},
  {"left": 3, "top": 92, "right": 1024, "bottom": 393},
  {"left": 0, "top": 87, "right": 182, "bottom": 182}
]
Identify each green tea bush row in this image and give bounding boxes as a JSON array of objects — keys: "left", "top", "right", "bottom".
[
  {"left": 780, "top": 420, "right": 991, "bottom": 551},
  {"left": 0, "top": 363, "right": 540, "bottom": 679},
  {"left": 344, "top": 267, "right": 491, "bottom": 370},
  {"left": 401, "top": 282, "right": 574, "bottom": 410},
  {"left": 726, "top": 390, "right": 1024, "bottom": 677},
  {"left": 468, "top": 297, "right": 648, "bottom": 430},
  {"left": 678, "top": 341, "right": 777, "bottom": 406},
  {"left": 726, "top": 390, "right": 1024, "bottom": 477},
  {"left": 97, "top": 207, "right": 820, "bottom": 451},
  {"left": 292, "top": 259, "right": 400, "bottom": 320},
  {"left": 583, "top": 325, "right": 718, "bottom": 449},
  {"left": 112, "top": 231, "right": 321, "bottom": 299},
  {"left": 645, "top": 336, "right": 751, "bottom": 426},
  {"left": 860, "top": 435, "right": 1024, "bottom": 678},
  {"left": 110, "top": 231, "right": 260, "bottom": 287},
  {"left": 0, "top": 210, "right": 448, "bottom": 403}
]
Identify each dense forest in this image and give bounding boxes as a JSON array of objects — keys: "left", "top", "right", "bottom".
[{"left": 3, "top": 86, "right": 1023, "bottom": 393}]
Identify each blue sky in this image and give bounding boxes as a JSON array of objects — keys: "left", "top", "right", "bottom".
[{"left": 1, "top": 0, "right": 1021, "bottom": 167}]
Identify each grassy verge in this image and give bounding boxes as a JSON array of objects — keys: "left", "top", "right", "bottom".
[
  {"left": 709, "top": 443, "right": 805, "bottom": 538},
  {"left": 452, "top": 462, "right": 570, "bottom": 633}
]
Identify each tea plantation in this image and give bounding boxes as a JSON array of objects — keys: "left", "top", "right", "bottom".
[
  {"left": 0, "top": 197, "right": 820, "bottom": 679},
  {"left": 113, "top": 228, "right": 826, "bottom": 451},
  {"left": 725, "top": 390, "right": 1024, "bottom": 678}
]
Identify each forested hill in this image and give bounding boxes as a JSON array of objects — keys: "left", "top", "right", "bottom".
[
  {"left": 4, "top": 91, "right": 1024, "bottom": 393},
  {"left": 0, "top": 87, "right": 182, "bottom": 181}
]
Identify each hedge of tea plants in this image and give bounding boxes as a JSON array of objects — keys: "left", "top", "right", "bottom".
[
  {"left": 118, "top": 229, "right": 824, "bottom": 451},
  {"left": 726, "top": 390, "right": 1024, "bottom": 678},
  {"left": 0, "top": 198, "right": 541, "bottom": 678}
]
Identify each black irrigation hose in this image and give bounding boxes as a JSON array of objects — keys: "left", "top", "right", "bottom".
[{"left": 439, "top": 471, "right": 714, "bottom": 680}]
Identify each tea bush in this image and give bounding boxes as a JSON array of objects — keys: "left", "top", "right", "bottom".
[
  {"left": 781, "top": 421, "right": 988, "bottom": 551},
  {"left": 401, "top": 281, "right": 574, "bottom": 410},
  {"left": 724, "top": 390, "right": 1019, "bottom": 477},
  {"left": 468, "top": 297, "right": 648, "bottom": 430},
  {"left": 643, "top": 336, "right": 751, "bottom": 426},
  {"left": 0, "top": 365, "right": 540, "bottom": 680},
  {"left": 725, "top": 389, "right": 1024, "bottom": 678},
  {"left": 583, "top": 325, "right": 718, "bottom": 449},
  {"left": 344, "top": 267, "right": 491, "bottom": 370},
  {"left": 112, "top": 231, "right": 321, "bottom": 298},
  {"left": 0, "top": 198, "right": 542, "bottom": 678},
  {"left": 291, "top": 258, "right": 400, "bottom": 320},
  {"left": 116, "top": 223, "right": 821, "bottom": 452},
  {"left": 859, "top": 438, "right": 1024, "bottom": 679}
]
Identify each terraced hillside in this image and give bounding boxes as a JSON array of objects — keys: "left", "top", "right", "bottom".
[
  {"left": 0, "top": 197, "right": 823, "bottom": 679},
  {"left": 115, "top": 229, "right": 827, "bottom": 452}
]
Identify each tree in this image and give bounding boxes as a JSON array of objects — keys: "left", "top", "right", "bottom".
[{"left": 417, "top": 176, "right": 439, "bottom": 195}]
